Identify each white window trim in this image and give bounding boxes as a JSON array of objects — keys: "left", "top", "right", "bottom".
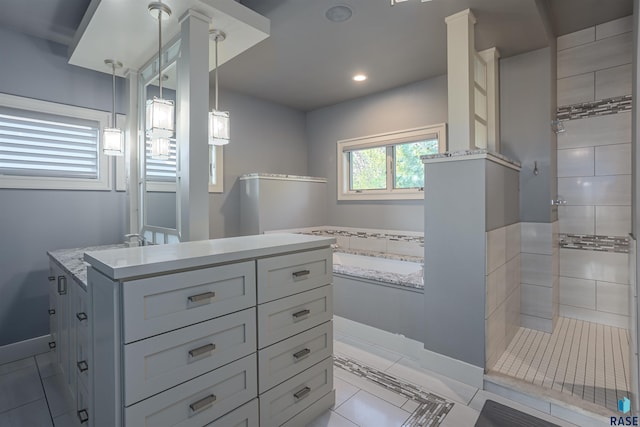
[
  {"left": 337, "top": 123, "right": 447, "bottom": 201},
  {"left": 0, "top": 93, "right": 113, "bottom": 191}
]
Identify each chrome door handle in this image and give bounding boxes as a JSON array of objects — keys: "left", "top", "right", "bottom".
[
  {"left": 292, "top": 309, "right": 310, "bottom": 319},
  {"left": 293, "top": 348, "right": 311, "bottom": 360},
  {"left": 188, "top": 343, "right": 216, "bottom": 358},
  {"left": 294, "top": 386, "right": 311, "bottom": 400},
  {"left": 188, "top": 291, "right": 215, "bottom": 303},
  {"left": 189, "top": 394, "right": 216, "bottom": 412},
  {"left": 292, "top": 269, "right": 310, "bottom": 278},
  {"left": 57, "top": 276, "right": 67, "bottom": 295}
]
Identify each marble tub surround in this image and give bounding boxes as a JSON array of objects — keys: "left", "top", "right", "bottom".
[
  {"left": 47, "top": 244, "right": 127, "bottom": 288},
  {"left": 268, "top": 225, "right": 424, "bottom": 258},
  {"left": 239, "top": 172, "right": 327, "bottom": 182},
  {"left": 333, "top": 262, "right": 423, "bottom": 290}
]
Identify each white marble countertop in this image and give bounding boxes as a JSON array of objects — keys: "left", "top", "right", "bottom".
[
  {"left": 84, "top": 233, "right": 335, "bottom": 281},
  {"left": 48, "top": 244, "right": 128, "bottom": 288}
]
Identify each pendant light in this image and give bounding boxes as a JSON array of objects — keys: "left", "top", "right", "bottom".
[
  {"left": 146, "top": 1, "right": 174, "bottom": 160},
  {"left": 103, "top": 59, "right": 124, "bottom": 156},
  {"left": 208, "top": 30, "right": 230, "bottom": 146}
]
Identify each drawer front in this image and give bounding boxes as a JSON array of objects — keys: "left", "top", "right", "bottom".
[
  {"left": 258, "top": 285, "right": 333, "bottom": 349},
  {"left": 258, "top": 321, "right": 333, "bottom": 393},
  {"left": 75, "top": 284, "right": 89, "bottom": 338},
  {"left": 124, "top": 308, "right": 257, "bottom": 405},
  {"left": 259, "top": 357, "right": 333, "bottom": 427},
  {"left": 205, "top": 398, "right": 258, "bottom": 427},
  {"left": 125, "top": 353, "right": 258, "bottom": 427},
  {"left": 257, "top": 248, "right": 332, "bottom": 304},
  {"left": 123, "top": 261, "right": 256, "bottom": 343}
]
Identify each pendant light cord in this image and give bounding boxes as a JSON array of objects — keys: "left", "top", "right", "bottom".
[
  {"left": 158, "top": 9, "right": 163, "bottom": 98},
  {"left": 214, "top": 37, "right": 219, "bottom": 110},
  {"left": 111, "top": 63, "right": 116, "bottom": 128}
]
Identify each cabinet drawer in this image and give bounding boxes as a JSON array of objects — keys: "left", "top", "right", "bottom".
[
  {"left": 259, "top": 357, "right": 333, "bottom": 427},
  {"left": 205, "top": 398, "right": 258, "bottom": 427},
  {"left": 76, "top": 328, "right": 90, "bottom": 389},
  {"left": 125, "top": 353, "right": 257, "bottom": 427},
  {"left": 123, "top": 261, "right": 256, "bottom": 343},
  {"left": 124, "top": 308, "right": 257, "bottom": 405},
  {"left": 74, "top": 284, "right": 89, "bottom": 338},
  {"left": 259, "top": 321, "right": 333, "bottom": 393},
  {"left": 258, "top": 285, "right": 333, "bottom": 349},
  {"left": 257, "top": 248, "right": 332, "bottom": 304}
]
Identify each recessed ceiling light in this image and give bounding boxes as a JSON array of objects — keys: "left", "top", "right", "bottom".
[
  {"left": 353, "top": 74, "right": 367, "bottom": 82},
  {"left": 326, "top": 5, "right": 353, "bottom": 22}
]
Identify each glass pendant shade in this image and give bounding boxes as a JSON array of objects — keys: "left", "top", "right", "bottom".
[
  {"left": 103, "top": 127, "right": 124, "bottom": 156},
  {"left": 146, "top": 97, "right": 175, "bottom": 139},
  {"left": 208, "top": 110, "right": 230, "bottom": 146},
  {"left": 150, "top": 137, "right": 170, "bottom": 160}
]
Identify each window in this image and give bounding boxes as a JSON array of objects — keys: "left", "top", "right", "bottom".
[
  {"left": 143, "top": 142, "right": 224, "bottom": 193},
  {"left": 337, "top": 124, "right": 446, "bottom": 200},
  {"left": 0, "top": 93, "right": 112, "bottom": 190}
]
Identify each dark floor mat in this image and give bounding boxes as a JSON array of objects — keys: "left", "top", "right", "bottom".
[{"left": 474, "top": 400, "right": 560, "bottom": 427}]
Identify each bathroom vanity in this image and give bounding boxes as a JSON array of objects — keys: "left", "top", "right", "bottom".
[{"left": 48, "top": 233, "right": 335, "bottom": 427}]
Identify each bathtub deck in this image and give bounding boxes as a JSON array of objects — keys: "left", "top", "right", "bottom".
[{"left": 488, "top": 317, "right": 631, "bottom": 412}]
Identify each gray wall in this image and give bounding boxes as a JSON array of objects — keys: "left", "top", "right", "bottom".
[
  {"left": 306, "top": 76, "right": 448, "bottom": 232},
  {"left": 500, "top": 47, "right": 556, "bottom": 223},
  {"left": 209, "top": 89, "right": 308, "bottom": 238},
  {"left": 0, "top": 27, "right": 127, "bottom": 346},
  {"left": 633, "top": 0, "right": 639, "bottom": 237},
  {"left": 486, "top": 161, "right": 520, "bottom": 231}
]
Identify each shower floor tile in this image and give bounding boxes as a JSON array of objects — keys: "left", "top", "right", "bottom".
[{"left": 489, "top": 316, "right": 631, "bottom": 412}]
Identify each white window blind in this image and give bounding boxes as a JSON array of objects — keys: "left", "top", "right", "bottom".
[
  {"left": 0, "top": 107, "right": 100, "bottom": 179},
  {"left": 145, "top": 140, "right": 177, "bottom": 181}
]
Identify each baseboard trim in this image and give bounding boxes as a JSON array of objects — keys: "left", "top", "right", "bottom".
[
  {"left": 334, "top": 316, "right": 484, "bottom": 388},
  {"left": 0, "top": 335, "right": 51, "bottom": 365}
]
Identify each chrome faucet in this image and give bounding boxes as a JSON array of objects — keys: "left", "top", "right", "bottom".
[{"left": 124, "top": 233, "right": 150, "bottom": 246}]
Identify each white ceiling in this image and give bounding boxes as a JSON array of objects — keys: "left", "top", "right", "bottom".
[{"left": 0, "top": 0, "right": 633, "bottom": 111}]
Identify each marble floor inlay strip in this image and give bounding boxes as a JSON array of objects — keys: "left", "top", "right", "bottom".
[{"left": 334, "top": 354, "right": 454, "bottom": 426}]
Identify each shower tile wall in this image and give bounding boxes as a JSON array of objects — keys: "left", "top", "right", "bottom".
[
  {"left": 519, "top": 222, "right": 559, "bottom": 333},
  {"left": 556, "top": 16, "right": 632, "bottom": 329},
  {"left": 486, "top": 222, "right": 521, "bottom": 369}
]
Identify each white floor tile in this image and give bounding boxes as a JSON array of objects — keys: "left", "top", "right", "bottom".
[
  {"left": 0, "top": 399, "right": 53, "bottom": 427},
  {"left": 334, "top": 367, "right": 408, "bottom": 407},
  {"left": 334, "top": 376, "right": 360, "bottom": 408},
  {"left": 42, "top": 374, "right": 73, "bottom": 418},
  {"left": 307, "top": 410, "right": 359, "bottom": 427},
  {"left": 439, "top": 402, "right": 479, "bottom": 427},
  {"left": 0, "top": 356, "right": 35, "bottom": 376},
  {"left": 335, "top": 390, "right": 411, "bottom": 427},
  {"left": 334, "top": 338, "right": 401, "bottom": 371},
  {"left": 36, "top": 352, "right": 59, "bottom": 379},
  {"left": 469, "top": 390, "right": 579, "bottom": 427},
  {"left": 0, "top": 363, "right": 44, "bottom": 413},
  {"left": 385, "top": 358, "right": 478, "bottom": 404},
  {"left": 401, "top": 399, "right": 420, "bottom": 413}
]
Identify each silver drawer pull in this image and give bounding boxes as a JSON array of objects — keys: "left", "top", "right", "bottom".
[
  {"left": 293, "top": 348, "right": 311, "bottom": 360},
  {"left": 48, "top": 309, "right": 55, "bottom": 316},
  {"left": 48, "top": 276, "right": 55, "bottom": 282},
  {"left": 188, "top": 291, "right": 215, "bottom": 303},
  {"left": 57, "top": 276, "right": 67, "bottom": 295},
  {"left": 292, "top": 269, "right": 310, "bottom": 278},
  {"left": 189, "top": 343, "right": 216, "bottom": 358},
  {"left": 77, "top": 409, "right": 89, "bottom": 424},
  {"left": 77, "top": 360, "right": 88, "bottom": 372},
  {"left": 292, "top": 309, "right": 310, "bottom": 319},
  {"left": 189, "top": 394, "right": 216, "bottom": 412},
  {"left": 48, "top": 341, "right": 56, "bottom": 349},
  {"left": 293, "top": 386, "right": 311, "bottom": 400},
  {"left": 76, "top": 312, "right": 88, "bottom": 321}
]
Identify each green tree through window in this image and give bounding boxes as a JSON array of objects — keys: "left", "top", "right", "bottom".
[{"left": 394, "top": 139, "right": 439, "bottom": 189}]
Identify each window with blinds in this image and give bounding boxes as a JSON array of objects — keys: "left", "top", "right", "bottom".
[
  {"left": 0, "top": 93, "right": 111, "bottom": 190},
  {"left": 0, "top": 108, "right": 100, "bottom": 179},
  {"left": 145, "top": 140, "right": 177, "bottom": 181}
]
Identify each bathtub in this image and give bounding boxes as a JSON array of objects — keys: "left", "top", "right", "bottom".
[{"left": 331, "top": 251, "right": 424, "bottom": 341}]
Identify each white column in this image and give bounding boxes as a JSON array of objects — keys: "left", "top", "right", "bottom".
[
  {"left": 177, "top": 10, "right": 211, "bottom": 241},
  {"left": 478, "top": 47, "right": 501, "bottom": 153},
  {"left": 445, "top": 9, "right": 476, "bottom": 152}
]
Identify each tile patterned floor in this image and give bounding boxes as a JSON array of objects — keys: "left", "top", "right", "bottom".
[
  {"left": 0, "top": 333, "right": 581, "bottom": 427},
  {"left": 489, "top": 317, "right": 631, "bottom": 412}
]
